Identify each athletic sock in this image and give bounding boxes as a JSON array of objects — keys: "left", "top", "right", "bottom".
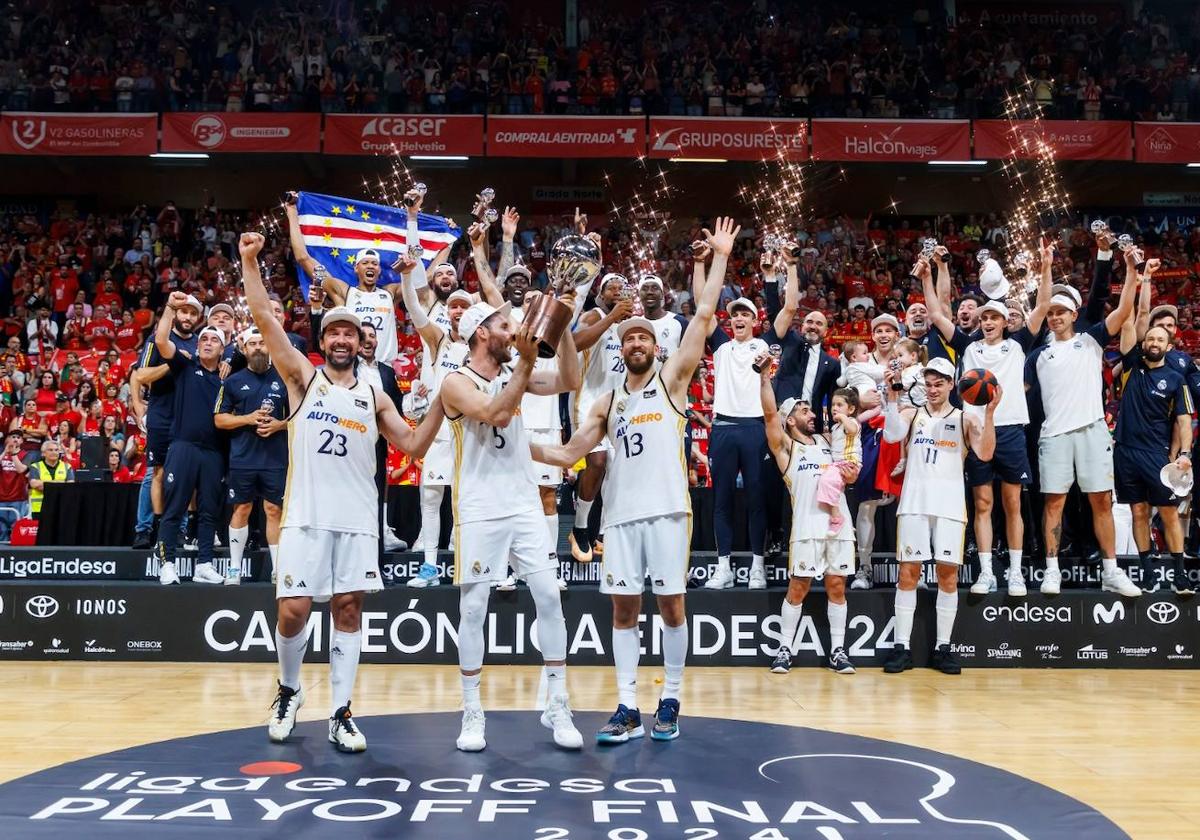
[
  {"left": 1045, "top": 555, "right": 1059, "bottom": 574},
  {"left": 978, "top": 551, "right": 992, "bottom": 577},
  {"left": 751, "top": 554, "right": 764, "bottom": 572},
  {"left": 1102, "top": 557, "right": 1118, "bottom": 575},
  {"left": 612, "top": 626, "right": 640, "bottom": 708},
  {"left": 660, "top": 623, "right": 687, "bottom": 701},
  {"left": 1138, "top": 550, "right": 1154, "bottom": 581},
  {"left": 275, "top": 627, "right": 308, "bottom": 690},
  {"left": 545, "top": 513, "right": 559, "bottom": 558},
  {"left": 717, "top": 555, "right": 731, "bottom": 573},
  {"left": 827, "top": 601, "right": 847, "bottom": 651},
  {"left": 267, "top": 544, "right": 278, "bottom": 576},
  {"left": 228, "top": 525, "right": 249, "bottom": 572},
  {"left": 1008, "top": 549, "right": 1023, "bottom": 576},
  {"left": 329, "top": 629, "right": 361, "bottom": 715},
  {"left": 894, "top": 588, "right": 917, "bottom": 648},
  {"left": 574, "top": 497, "right": 594, "bottom": 530},
  {"left": 545, "top": 663, "right": 566, "bottom": 698},
  {"left": 1171, "top": 551, "right": 1186, "bottom": 579},
  {"left": 461, "top": 672, "right": 482, "bottom": 707},
  {"left": 780, "top": 600, "right": 803, "bottom": 651},
  {"left": 935, "top": 590, "right": 958, "bottom": 647}
]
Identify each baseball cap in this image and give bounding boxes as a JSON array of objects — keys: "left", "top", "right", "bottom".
[
  {"left": 1050, "top": 283, "right": 1082, "bottom": 308},
  {"left": 979, "top": 257, "right": 1010, "bottom": 301},
  {"left": 638, "top": 274, "right": 663, "bottom": 290},
  {"left": 728, "top": 297, "right": 757, "bottom": 316},
  {"left": 616, "top": 316, "right": 656, "bottom": 341},
  {"left": 320, "top": 306, "right": 363, "bottom": 334},
  {"left": 925, "top": 357, "right": 956, "bottom": 379},
  {"left": 459, "top": 301, "right": 512, "bottom": 341},
  {"left": 778, "top": 397, "right": 802, "bottom": 419},
  {"left": 871, "top": 313, "right": 901, "bottom": 331},
  {"left": 600, "top": 272, "right": 627, "bottom": 292},
  {"left": 207, "top": 302, "right": 235, "bottom": 319},
  {"left": 197, "top": 326, "right": 227, "bottom": 346},
  {"left": 1161, "top": 462, "right": 1194, "bottom": 497},
  {"left": 503, "top": 264, "right": 532, "bottom": 284},
  {"left": 447, "top": 289, "right": 474, "bottom": 306},
  {"left": 355, "top": 248, "right": 381, "bottom": 264},
  {"left": 238, "top": 326, "right": 261, "bottom": 345},
  {"left": 979, "top": 300, "right": 1010, "bottom": 320},
  {"left": 431, "top": 262, "right": 458, "bottom": 276},
  {"left": 177, "top": 294, "right": 203, "bottom": 314},
  {"left": 1048, "top": 293, "right": 1078, "bottom": 313},
  {"left": 55, "top": 391, "right": 67, "bottom": 402},
  {"left": 1150, "top": 304, "right": 1179, "bottom": 324}
]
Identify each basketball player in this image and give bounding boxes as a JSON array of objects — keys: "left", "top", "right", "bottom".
[
  {"left": 1033, "top": 245, "right": 1141, "bottom": 596},
  {"left": 759, "top": 375, "right": 861, "bottom": 676},
  {"left": 569, "top": 274, "right": 634, "bottom": 561},
  {"left": 239, "top": 232, "right": 446, "bottom": 753},
  {"left": 440, "top": 295, "right": 582, "bottom": 752},
  {"left": 639, "top": 274, "right": 688, "bottom": 359},
  {"left": 881, "top": 357, "right": 998, "bottom": 674},
  {"left": 924, "top": 242, "right": 1051, "bottom": 595},
  {"left": 398, "top": 252, "right": 472, "bottom": 587},
  {"left": 530, "top": 217, "right": 740, "bottom": 744}
]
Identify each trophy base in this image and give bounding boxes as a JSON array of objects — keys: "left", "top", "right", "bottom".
[{"left": 522, "top": 294, "right": 572, "bottom": 360}]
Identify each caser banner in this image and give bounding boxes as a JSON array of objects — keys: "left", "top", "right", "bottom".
[
  {"left": 1134, "top": 121, "right": 1200, "bottom": 164},
  {"left": 647, "top": 117, "right": 808, "bottom": 160},
  {"left": 161, "top": 112, "right": 320, "bottom": 153},
  {"left": 323, "top": 114, "right": 483, "bottom": 156},
  {"left": 810, "top": 119, "right": 971, "bottom": 162},
  {"left": 0, "top": 113, "right": 156, "bottom": 155},
  {"left": 973, "top": 119, "right": 1131, "bottom": 160},
  {"left": 487, "top": 115, "right": 645, "bottom": 158},
  {"left": 1, "top": 583, "right": 1195, "bottom": 668}
]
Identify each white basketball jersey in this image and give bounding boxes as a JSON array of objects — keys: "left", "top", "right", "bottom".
[
  {"left": 651, "top": 313, "right": 684, "bottom": 359},
  {"left": 282, "top": 370, "right": 379, "bottom": 535},
  {"left": 419, "top": 333, "right": 468, "bottom": 393},
  {"left": 575, "top": 317, "right": 624, "bottom": 426},
  {"left": 427, "top": 297, "right": 452, "bottom": 335},
  {"left": 510, "top": 306, "right": 561, "bottom": 432},
  {"left": 448, "top": 365, "right": 541, "bottom": 524},
  {"left": 783, "top": 437, "right": 854, "bottom": 543},
  {"left": 601, "top": 373, "right": 690, "bottom": 529},
  {"left": 346, "top": 286, "right": 398, "bottom": 363},
  {"left": 897, "top": 407, "right": 968, "bottom": 522},
  {"left": 962, "top": 337, "right": 1028, "bottom": 426}
]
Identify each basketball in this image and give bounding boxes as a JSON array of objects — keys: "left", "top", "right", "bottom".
[{"left": 958, "top": 368, "right": 999, "bottom": 406}]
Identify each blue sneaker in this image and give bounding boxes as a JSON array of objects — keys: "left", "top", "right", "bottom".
[
  {"left": 407, "top": 563, "right": 441, "bottom": 588},
  {"left": 596, "top": 704, "right": 644, "bottom": 744},
  {"left": 651, "top": 698, "right": 680, "bottom": 741}
]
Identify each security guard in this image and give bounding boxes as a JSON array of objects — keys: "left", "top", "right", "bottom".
[
  {"left": 153, "top": 291, "right": 228, "bottom": 586},
  {"left": 28, "top": 440, "right": 73, "bottom": 518}
]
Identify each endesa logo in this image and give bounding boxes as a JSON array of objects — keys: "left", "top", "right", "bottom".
[{"left": 982, "top": 603, "right": 1072, "bottom": 623}]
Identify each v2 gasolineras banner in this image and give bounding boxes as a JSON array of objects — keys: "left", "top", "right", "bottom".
[
  {"left": 0, "top": 113, "right": 156, "bottom": 155},
  {"left": 974, "top": 119, "right": 1131, "bottom": 160},
  {"left": 810, "top": 119, "right": 971, "bottom": 161}
]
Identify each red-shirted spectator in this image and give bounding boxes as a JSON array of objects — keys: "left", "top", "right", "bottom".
[
  {"left": 93, "top": 279, "right": 123, "bottom": 313},
  {"left": 114, "top": 312, "right": 143, "bottom": 352},
  {"left": 50, "top": 264, "right": 79, "bottom": 318},
  {"left": 84, "top": 305, "right": 117, "bottom": 351},
  {"left": 0, "top": 431, "right": 30, "bottom": 538},
  {"left": 49, "top": 393, "right": 81, "bottom": 432}
]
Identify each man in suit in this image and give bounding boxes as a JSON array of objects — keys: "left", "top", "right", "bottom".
[{"left": 762, "top": 245, "right": 840, "bottom": 554}]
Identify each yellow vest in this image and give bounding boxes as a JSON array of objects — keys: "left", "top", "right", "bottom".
[{"left": 29, "top": 460, "right": 69, "bottom": 514}]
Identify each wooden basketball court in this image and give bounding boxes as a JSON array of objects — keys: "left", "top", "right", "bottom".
[{"left": 1, "top": 662, "right": 1195, "bottom": 838}]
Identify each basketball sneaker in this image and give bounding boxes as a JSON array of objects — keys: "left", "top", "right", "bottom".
[
  {"left": 1040, "top": 568, "right": 1062, "bottom": 595},
  {"left": 383, "top": 528, "right": 407, "bottom": 552},
  {"left": 850, "top": 566, "right": 873, "bottom": 590},
  {"left": 497, "top": 574, "right": 518, "bottom": 592},
  {"left": 1101, "top": 567, "right": 1142, "bottom": 597},
  {"left": 224, "top": 559, "right": 241, "bottom": 585},
  {"left": 748, "top": 565, "right": 767, "bottom": 590},
  {"left": 882, "top": 644, "right": 913, "bottom": 673},
  {"left": 328, "top": 704, "right": 366, "bottom": 752},
  {"left": 193, "top": 562, "right": 224, "bottom": 585},
  {"left": 541, "top": 695, "right": 583, "bottom": 749},
  {"left": 158, "top": 559, "right": 180, "bottom": 585},
  {"left": 569, "top": 528, "right": 593, "bottom": 563},
  {"left": 651, "top": 698, "right": 680, "bottom": 741},
  {"left": 931, "top": 644, "right": 962, "bottom": 675},
  {"left": 1171, "top": 568, "right": 1195, "bottom": 595},
  {"left": 456, "top": 706, "right": 486, "bottom": 752},
  {"left": 970, "top": 570, "right": 997, "bottom": 594},
  {"left": 1005, "top": 568, "right": 1027, "bottom": 597},
  {"left": 769, "top": 646, "right": 792, "bottom": 674},
  {"left": 828, "top": 647, "right": 856, "bottom": 674},
  {"left": 596, "top": 704, "right": 644, "bottom": 744},
  {"left": 407, "top": 563, "right": 441, "bottom": 588},
  {"left": 705, "top": 566, "right": 735, "bottom": 589},
  {"left": 268, "top": 682, "right": 304, "bottom": 743}
]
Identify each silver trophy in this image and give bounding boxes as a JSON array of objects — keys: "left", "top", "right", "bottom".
[
  {"left": 523, "top": 235, "right": 602, "bottom": 358},
  {"left": 1116, "top": 234, "right": 1135, "bottom": 252},
  {"left": 413, "top": 182, "right": 428, "bottom": 196},
  {"left": 762, "top": 233, "right": 782, "bottom": 253},
  {"left": 473, "top": 188, "right": 498, "bottom": 227},
  {"left": 407, "top": 243, "right": 424, "bottom": 260},
  {"left": 920, "top": 237, "right": 938, "bottom": 261},
  {"left": 1090, "top": 219, "right": 1109, "bottom": 235},
  {"left": 1011, "top": 250, "right": 1032, "bottom": 274},
  {"left": 976, "top": 248, "right": 991, "bottom": 265}
]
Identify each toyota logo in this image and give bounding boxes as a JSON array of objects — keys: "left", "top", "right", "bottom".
[
  {"left": 1147, "top": 602, "right": 1180, "bottom": 625},
  {"left": 25, "top": 594, "right": 59, "bottom": 618}
]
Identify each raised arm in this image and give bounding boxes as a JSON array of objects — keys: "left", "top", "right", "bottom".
[
  {"left": 531, "top": 394, "right": 609, "bottom": 468},
  {"left": 691, "top": 240, "right": 714, "bottom": 310},
  {"left": 574, "top": 296, "right": 633, "bottom": 351},
  {"left": 154, "top": 293, "right": 189, "bottom": 361},
  {"left": 919, "top": 258, "right": 956, "bottom": 341},
  {"left": 527, "top": 296, "right": 581, "bottom": 395},
  {"left": 497, "top": 206, "right": 519, "bottom": 278},
  {"left": 240, "top": 232, "right": 314, "bottom": 390},
  {"left": 440, "top": 328, "right": 538, "bottom": 427},
  {"left": 1133, "top": 258, "right": 1161, "bottom": 341},
  {"left": 284, "top": 196, "right": 348, "bottom": 305},
  {"left": 1104, "top": 247, "right": 1142, "bottom": 337},
  {"left": 1025, "top": 237, "right": 1055, "bottom": 334},
  {"left": 395, "top": 252, "right": 445, "bottom": 348},
  {"left": 933, "top": 247, "right": 953, "bottom": 312},
  {"left": 1123, "top": 265, "right": 1153, "bottom": 353},
  {"left": 376, "top": 384, "right": 445, "bottom": 459},
  {"left": 469, "top": 222, "right": 504, "bottom": 308},
  {"left": 757, "top": 353, "right": 790, "bottom": 472},
  {"left": 1084, "top": 229, "right": 1115, "bottom": 325},
  {"left": 772, "top": 248, "right": 800, "bottom": 339}
]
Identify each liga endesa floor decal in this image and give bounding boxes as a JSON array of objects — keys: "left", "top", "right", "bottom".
[{"left": 0, "top": 713, "right": 1125, "bottom": 839}]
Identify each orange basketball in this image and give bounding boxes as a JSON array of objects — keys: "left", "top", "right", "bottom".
[{"left": 958, "top": 368, "right": 999, "bottom": 406}]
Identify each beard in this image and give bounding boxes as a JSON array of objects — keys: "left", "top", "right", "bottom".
[
  {"left": 1144, "top": 347, "right": 1166, "bottom": 362},
  {"left": 247, "top": 350, "right": 269, "bottom": 373},
  {"left": 487, "top": 333, "right": 512, "bottom": 365},
  {"left": 625, "top": 352, "right": 654, "bottom": 375},
  {"left": 325, "top": 352, "right": 356, "bottom": 372}
]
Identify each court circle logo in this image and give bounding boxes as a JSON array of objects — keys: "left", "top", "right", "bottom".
[
  {"left": 24, "top": 595, "right": 58, "bottom": 618},
  {"left": 0, "top": 713, "right": 1127, "bottom": 839},
  {"left": 1147, "top": 602, "right": 1180, "bottom": 625}
]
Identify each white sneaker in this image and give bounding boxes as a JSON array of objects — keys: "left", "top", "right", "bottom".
[
  {"left": 970, "top": 571, "right": 997, "bottom": 594},
  {"left": 224, "top": 559, "right": 242, "bottom": 586},
  {"left": 1101, "top": 567, "right": 1142, "bottom": 597},
  {"left": 748, "top": 566, "right": 767, "bottom": 590},
  {"left": 557, "top": 575, "right": 568, "bottom": 591},
  {"left": 328, "top": 705, "right": 366, "bottom": 752},
  {"left": 193, "top": 562, "right": 224, "bottom": 585},
  {"left": 159, "top": 559, "right": 180, "bottom": 586},
  {"left": 705, "top": 567, "right": 735, "bottom": 589},
  {"left": 541, "top": 694, "right": 583, "bottom": 749},
  {"left": 1005, "top": 568, "right": 1027, "bottom": 597},
  {"left": 407, "top": 563, "right": 441, "bottom": 587},
  {"left": 1040, "top": 568, "right": 1062, "bottom": 595},
  {"left": 850, "top": 566, "right": 873, "bottom": 590},
  {"left": 383, "top": 529, "right": 407, "bottom": 552},
  {"left": 268, "top": 683, "right": 304, "bottom": 743},
  {"left": 184, "top": 537, "right": 199, "bottom": 551},
  {"left": 457, "top": 706, "right": 487, "bottom": 752},
  {"left": 497, "top": 574, "right": 518, "bottom": 592}
]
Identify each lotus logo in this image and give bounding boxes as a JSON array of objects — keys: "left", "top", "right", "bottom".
[
  {"left": 25, "top": 594, "right": 59, "bottom": 618},
  {"left": 190, "top": 115, "right": 227, "bottom": 149},
  {"left": 1147, "top": 602, "right": 1180, "bottom": 625}
]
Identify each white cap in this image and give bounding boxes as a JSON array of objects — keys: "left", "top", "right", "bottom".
[
  {"left": 1049, "top": 293, "right": 1078, "bottom": 313},
  {"left": 728, "top": 297, "right": 757, "bottom": 316},
  {"left": 503, "top": 264, "right": 532, "bottom": 283},
  {"left": 871, "top": 313, "right": 901, "bottom": 331},
  {"left": 207, "top": 302, "right": 235, "bottom": 319},
  {"left": 979, "top": 257, "right": 1010, "bottom": 301},
  {"left": 354, "top": 248, "right": 381, "bottom": 264},
  {"left": 431, "top": 262, "right": 458, "bottom": 277},
  {"left": 638, "top": 274, "right": 663, "bottom": 290},
  {"left": 925, "top": 357, "right": 956, "bottom": 379},
  {"left": 321, "top": 305, "right": 363, "bottom": 333},
  {"left": 1150, "top": 304, "right": 1179, "bottom": 324},
  {"left": 238, "top": 326, "right": 261, "bottom": 345},
  {"left": 1161, "top": 462, "right": 1194, "bottom": 497},
  {"left": 178, "top": 294, "right": 203, "bottom": 314},
  {"left": 447, "top": 289, "right": 474, "bottom": 306},
  {"left": 1051, "top": 283, "right": 1082, "bottom": 308},
  {"left": 778, "top": 397, "right": 802, "bottom": 419},
  {"left": 459, "top": 300, "right": 512, "bottom": 341},
  {"left": 979, "top": 300, "right": 1010, "bottom": 320},
  {"left": 616, "top": 316, "right": 656, "bottom": 341},
  {"left": 197, "top": 326, "right": 227, "bottom": 346},
  {"left": 600, "top": 272, "right": 627, "bottom": 291}
]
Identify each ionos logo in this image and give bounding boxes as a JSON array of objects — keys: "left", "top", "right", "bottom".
[{"left": 982, "top": 604, "right": 1073, "bottom": 623}]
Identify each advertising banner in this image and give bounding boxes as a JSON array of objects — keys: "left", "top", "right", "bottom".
[
  {"left": 1134, "top": 122, "right": 1200, "bottom": 164},
  {"left": 161, "top": 112, "right": 320, "bottom": 153},
  {"left": 647, "top": 117, "right": 808, "bottom": 160},
  {"left": 810, "top": 119, "right": 970, "bottom": 162},
  {"left": 487, "top": 115, "right": 644, "bottom": 158},
  {"left": 0, "top": 113, "right": 156, "bottom": 156},
  {"left": 323, "top": 114, "right": 483, "bottom": 156},
  {"left": 974, "top": 119, "right": 1131, "bottom": 160}
]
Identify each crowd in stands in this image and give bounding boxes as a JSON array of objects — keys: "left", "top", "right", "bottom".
[{"left": 2, "top": 1, "right": 1200, "bottom": 121}]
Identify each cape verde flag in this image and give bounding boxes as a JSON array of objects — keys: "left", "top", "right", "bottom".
[{"left": 295, "top": 191, "right": 459, "bottom": 293}]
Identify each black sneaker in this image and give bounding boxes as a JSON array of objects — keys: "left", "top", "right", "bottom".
[
  {"left": 882, "top": 644, "right": 913, "bottom": 673},
  {"left": 596, "top": 704, "right": 644, "bottom": 744},
  {"left": 131, "top": 530, "right": 154, "bottom": 549},
  {"left": 651, "top": 698, "right": 679, "bottom": 741},
  {"left": 769, "top": 646, "right": 792, "bottom": 674},
  {"left": 828, "top": 646, "right": 856, "bottom": 674},
  {"left": 1172, "top": 569, "right": 1195, "bottom": 595},
  {"left": 931, "top": 643, "right": 962, "bottom": 675}
]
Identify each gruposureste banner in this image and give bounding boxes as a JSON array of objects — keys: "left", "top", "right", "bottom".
[{"left": 648, "top": 117, "right": 808, "bottom": 160}]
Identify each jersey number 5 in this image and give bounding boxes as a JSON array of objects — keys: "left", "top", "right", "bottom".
[
  {"left": 492, "top": 427, "right": 506, "bottom": 449},
  {"left": 318, "top": 429, "right": 348, "bottom": 457}
]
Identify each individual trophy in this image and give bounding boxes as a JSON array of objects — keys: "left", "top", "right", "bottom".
[
  {"left": 402, "top": 181, "right": 428, "bottom": 208},
  {"left": 522, "top": 235, "right": 602, "bottom": 358},
  {"left": 920, "top": 237, "right": 938, "bottom": 261},
  {"left": 472, "top": 187, "right": 499, "bottom": 226},
  {"left": 1090, "top": 219, "right": 1109, "bottom": 236},
  {"left": 976, "top": 248, "right": 991, "bottom": 265}
]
